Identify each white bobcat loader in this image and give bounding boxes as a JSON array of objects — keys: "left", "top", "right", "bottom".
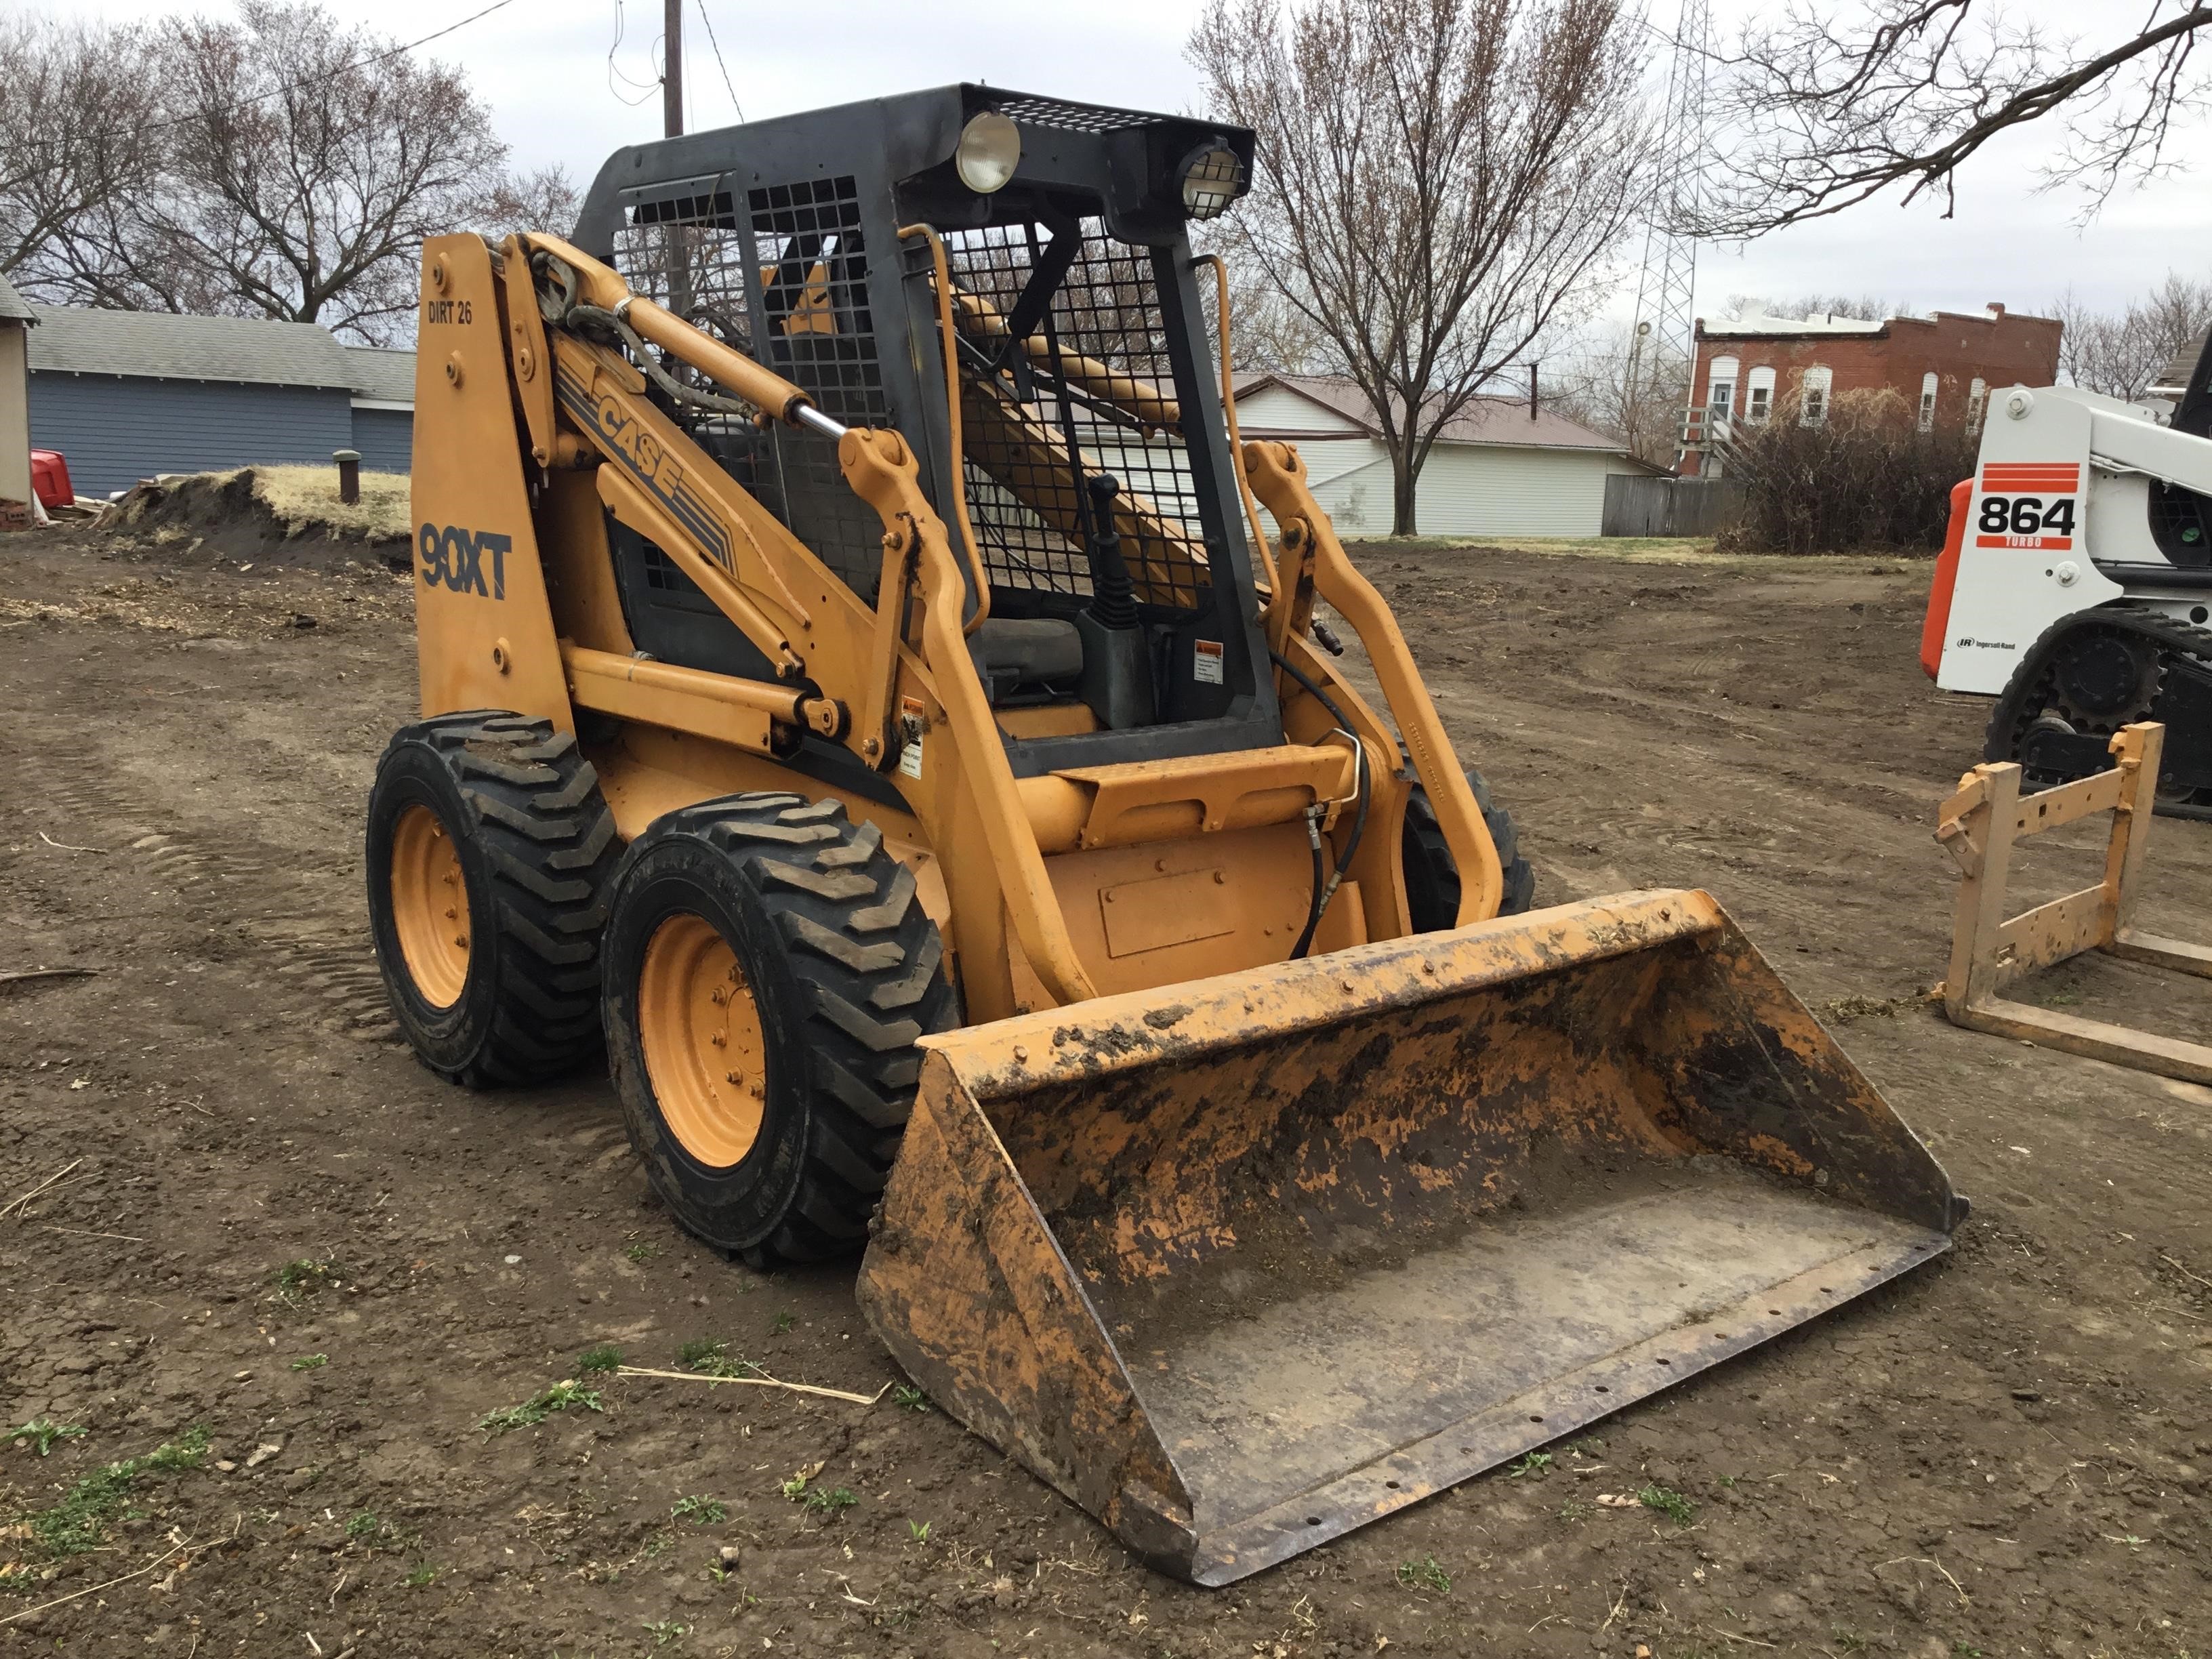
[{"left": 1925, "top": 346, "right": 2212, "bottom": 813}]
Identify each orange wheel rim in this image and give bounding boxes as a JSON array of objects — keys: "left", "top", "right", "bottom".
[
  {"left": 638, "top": 912, "right": 767, "bottom": 1168},
  {"left": 390, "top": 804, "right": 470, "bottom": 1008}
]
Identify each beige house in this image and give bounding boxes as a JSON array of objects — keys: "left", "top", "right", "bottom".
[
  {"left": 0, "top": 272, "right": 32, "bottom": 526},
  {"left": 1231, "top": 373, "right": 1658, "bottom": 537}
]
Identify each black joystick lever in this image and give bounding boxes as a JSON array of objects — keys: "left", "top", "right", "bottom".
[
  {"left": 1071, "top": 473, "right": 1155, "bottom": 729},
  {"left": 1082, "top": 474, "right": 1140, "bottom": 631}
]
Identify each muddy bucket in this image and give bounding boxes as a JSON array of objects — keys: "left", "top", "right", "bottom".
[{"left": 857, "top": 889, "right": 1965, "bottom": 1584}]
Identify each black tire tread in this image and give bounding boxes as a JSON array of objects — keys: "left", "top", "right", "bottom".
[
  {"left": 1983, "top": 601, "right": 2212, "bottom": 819},
  {"left": 626, "top": 793, "right": 956, "bottom": 1265},
  {"left": 375, "top": 712, "right": 619, "bottom": 1085},
  {"left": 1403, "top": 767, "right": 1537, "bottom": 926}
]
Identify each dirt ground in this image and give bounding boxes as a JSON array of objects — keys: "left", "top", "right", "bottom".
[{"left": 2, "top": 523, "right": 2208, "bottom": 1659}]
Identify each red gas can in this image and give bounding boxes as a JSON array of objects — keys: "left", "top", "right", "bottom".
[{"left": 29, "top": 449, "right": 73, "bottom": 510}]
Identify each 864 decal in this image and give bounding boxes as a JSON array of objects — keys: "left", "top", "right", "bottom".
[
  {"left": 1977, "top": 495, "right": 2076, "bottom": 536},
  {"left": 1973, "top": 462, "right": 2080, "bottom": 550}
]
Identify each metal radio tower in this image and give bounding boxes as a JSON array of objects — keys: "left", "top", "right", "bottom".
[{"left": 1626, "top": 0, "right": 1713, "bottom": 463}]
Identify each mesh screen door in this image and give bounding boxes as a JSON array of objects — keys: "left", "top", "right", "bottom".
[
  {"left": 941, "top": 220, "right": 1212, "bottom": 615},
  {"left": 614, "top": 174, "right": 891, "bottom": 598}
]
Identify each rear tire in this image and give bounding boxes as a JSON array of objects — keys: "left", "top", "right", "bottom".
[
  {"left": 367, "top": 712, "right": 619, "bottom": 1086},
  {"left": 1402, "top": 768, "right": 1536, "bottom": 930},
  {"left": 600, "top": 794, "right": 957, "bottom": 1265}
]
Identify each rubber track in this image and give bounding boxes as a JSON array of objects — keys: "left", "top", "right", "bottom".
[
  {"left": 650, "top": 794, "right": 957, "bottom": 1265},
  {"left": 401, "top": 712, "right": 619, "bottom": 1084},
  {"left": 1983, "top": 603, "right": 2212, "bottom": 820},
  {"left": 1403, "top": 766, "right": 1537, "bottom": 924}
]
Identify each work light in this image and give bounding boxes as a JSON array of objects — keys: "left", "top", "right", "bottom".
[
  {"left": 1179, "top": 142, "right": 1242, "bottom": 220},
  {"left": 956, "top": 112, "right": 1021, "bottom": 194}
]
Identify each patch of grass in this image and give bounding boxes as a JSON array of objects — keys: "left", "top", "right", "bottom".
[
  {"left": 1395, "top": 1554, "right": 1451, "bottom": 1593},
  {"left": 891, "top": 1385, "right": 931, "bottom": 1413},
  {"left": 6, "top": 1419, "right": 86, "bottom": 1456},
  {"left": 345, "top": 1513, "right": 403, "bottom": 1557},
  {"left": 1818, "top": 991, "right": 1914, "bottom": 1025},
  {"left": 1832, "top": 1629, "right": 1867, "bottom": 1652},
  {"left": 677, "top": 1338, "right": 763, "bottom": 1380},
  {"left": 1558, "top": 1499, "right": 1593, "bottom": 1521},
  {"left": 907, "top": 1519, "right": 931, "bottom": 1542},
  {"left": 801, "top": 1486, "right": 858, "bottom": 1516},
  {"left": 1639, "top": 1483, "right": 1696, "bottom": 1527},
  {"left": 478, "top": 1380, "right": 603, "bottom": 1435},
  {"left": 1952, "top": 1645, "right": 1985, "bottom": 1658},
  {"left": 624, "top": 1240, "right": 661, "bottom": 1265},
  {"left": 252, "top": 464, "right": 411, "bottom": 541},
  {"left": 672, "top": 1495, "right": 726, "bottom": 1524},
  {"left": 403, "top": 1563, "right": 438, "bottom": 1587},
  {"left": 291, "top": 1353, "right": 329, "bottom": 1372},
  {"left": 23, "top": 1426, "right": 209, "bottom": 1557},
  {"left": 1506, "top": 1450, "right": 1552, "bottom": 1479},
  {"left": 643, "top": 1531, "right": 674, "bottom": 1559},
  {"left": 642, "top": 1618, "right": 690, "bottom": 1646},
  {"left": 577, "top": 1343, "right": 622, "bottom": 1374},
  {"left": 771, "top": 1310, "right": 796, "bottom": 1334},
  {"left": 272, "top": 1257, "right": 340, "bottom": 1306}
]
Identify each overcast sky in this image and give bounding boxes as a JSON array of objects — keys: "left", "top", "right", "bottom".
[{"left": 37, "top": 0, "right": 2212, "bottom": 324}]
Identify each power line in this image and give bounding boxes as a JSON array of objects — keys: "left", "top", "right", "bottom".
[
  {"left": 607, "top": 0, "right": 662, "bottom": 108},
  {"left": 7, "top": 0, "right": 521, "bottom": 162},
  {"left": 695, "top": 0, "right": 744, "bottom": 123}
]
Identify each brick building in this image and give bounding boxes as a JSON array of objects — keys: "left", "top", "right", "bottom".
[{"left": 1679, "top": 303, "right": 2062, "bottom": 476}]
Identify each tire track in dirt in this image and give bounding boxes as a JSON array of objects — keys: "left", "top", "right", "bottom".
[{"left": 11, "top": 736, "right": 400, "bottom": 1040}]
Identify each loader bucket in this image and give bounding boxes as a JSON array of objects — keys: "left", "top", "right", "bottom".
[{"left": 857, "top": 888, "right": 1965, "bottom": 1585}]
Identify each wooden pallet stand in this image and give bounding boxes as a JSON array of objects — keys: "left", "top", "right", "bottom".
[{"left": 1936, "top": 722, "right": 2212, "bottom": 1084}]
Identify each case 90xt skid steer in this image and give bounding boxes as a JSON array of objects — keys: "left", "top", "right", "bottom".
[
  {"left": 371, "top": 87, "right": 1962, "bottom": 1584},
  {"left": 1925, "top": 336, "right": 2212, "bottom": 811}
]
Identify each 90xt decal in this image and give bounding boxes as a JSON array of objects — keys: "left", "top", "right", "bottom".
[{"left": 418, "top": 523, "right": 510, "bottom": 600}]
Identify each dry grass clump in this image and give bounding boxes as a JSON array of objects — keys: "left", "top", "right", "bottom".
[{"left": 252, "top": 464, "right": 410, "bottom": 541}]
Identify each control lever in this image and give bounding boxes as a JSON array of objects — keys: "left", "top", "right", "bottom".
[{"left": 1074, "top": 474, "right": 1155, "bottom": 730}]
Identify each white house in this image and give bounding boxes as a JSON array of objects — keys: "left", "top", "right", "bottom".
[
  {"left": 0, "top": 272, "right": 32, "bottom": 525},
  {"left": 1231, "top": 373, "right": 1657, "bottom": 538}
]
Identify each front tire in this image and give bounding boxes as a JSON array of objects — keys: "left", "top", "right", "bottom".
[
  {"left": 1402, "top": 767, "right": 1536, "bottom": 929},
  {"left": 600, "top": 794, "right": 956, "bottom": 1265},
  {"left": 366, "top": 712, "right": 618, "bottom": 1086}
]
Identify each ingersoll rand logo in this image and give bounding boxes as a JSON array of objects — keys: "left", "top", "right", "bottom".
[{"left": 417, "top": 523, "right": 510, "bottom": 600}]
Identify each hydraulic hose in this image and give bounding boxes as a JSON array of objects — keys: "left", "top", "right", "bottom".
[{"left": 1275, "top": 649, "right": 1372, "bottom": 960}]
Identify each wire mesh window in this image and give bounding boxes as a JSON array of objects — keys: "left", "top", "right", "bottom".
[
  {"left": 613, "top": 174, "right": 889, "bottom": 598},
  {"left": 941, "top": 219, "right": 1210, "bottom": 614}
]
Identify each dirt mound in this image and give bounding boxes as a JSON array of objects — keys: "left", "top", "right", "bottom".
[{"left": 104, "top": 466, "right": 411, "bottom": 571}]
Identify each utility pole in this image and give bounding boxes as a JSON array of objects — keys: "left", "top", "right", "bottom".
[
  {"left": 662, "top": 0, "right": 683, "bottom": 138},
  {"left": 661, "top": 0, "right": 689, "bottom": 317}
]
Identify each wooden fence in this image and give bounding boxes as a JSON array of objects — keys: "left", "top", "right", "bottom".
[{"left": 1602, "top": 474, "right": 1745, "bottom": 538}]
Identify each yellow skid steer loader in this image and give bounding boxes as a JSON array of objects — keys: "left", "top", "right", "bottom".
[{"left": 371, "top": 86, "right": 1964, "bottom": 1584}]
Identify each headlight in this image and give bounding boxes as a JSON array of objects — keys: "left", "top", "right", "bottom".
[
  {"left": 1179, "top": 142, "right": 1242, "bottom": 220},
  {"left": 956, "top": 112, "right": 1021, "bottom": 194}
]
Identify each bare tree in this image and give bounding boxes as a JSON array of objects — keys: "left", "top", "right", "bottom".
[
  {"left": 0, "top": 18, "right": 165, "bottom": 289},
  {"left": 1721, "top": 293, "right": 1910, "bottom": 323},
  {"left": 14, "top": 2, "right": 573, "bottom": 344},
  {"left": 2051, "top": 272, "right": 2212, "bottom": 401},
  {"left": 1697, "top": 3, "right": 2212, "bottom": 238},
  {"left": 1189, "top": 0, "right": 1654, "bottom": 535},
  {"left": 1543, "top": 321, "right": 1685, "bottom": 466}
]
